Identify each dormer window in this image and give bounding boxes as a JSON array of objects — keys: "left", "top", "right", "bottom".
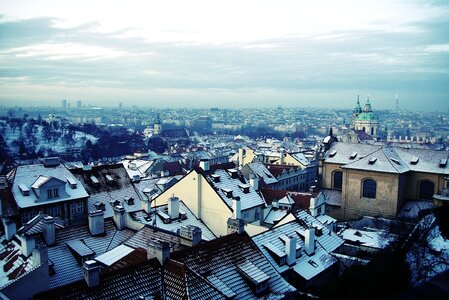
[
  {"left": 47, "top": 189, "right": 53, "bottom": 199},
  {"left": 19, "top": 184, "right": 30, "bottom": 196},
  {"left": 440, "top": 158, "right": 448, "bottom": 168},
  {"left": 222, "top": 188, "right": 233, "bottom": 198},
  {"left": 67, "top": 177, "right": 77, "bottom": 189},
  {"left": 211, "top": 174, "right": 220, "bottom": 182},
  {"left": 105, "top": 174, "right": 114, "bottom": 184},
  {"left": 228, "top": 169, "right": 239, "bottom": 179},
  {"left": 329, "top": 150, "right": 337, "bottom": 157},
  {"left": 349, "top": 152, "right": 358, "bottom": 159},
  {"left": 124, "top": 196, "right": 134, "bottom": 205},
  {"left": 368, "top": 157, "right": 377, "bottom": 165},
  {"left": 410, "top": 156, "right": 419, "bottom": 165},
  {"left": 239, "top": 183, "right": 250, "bottom": 194}
]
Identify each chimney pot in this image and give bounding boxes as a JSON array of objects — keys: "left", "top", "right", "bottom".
[
  {"left": 88, "top": 210, "right": 105, "bottom": 236},
  {"left": 84, "top": 260, "right": 101, "bottom": 288},
  {"left": 305, "top": 228, "right": 315, "bottom": 255},
  {"left": 113, "top": 205, "right": 126, "bottom": 230},
  {"left": 43, "top": 216, "right": 56, "bottom": 246}
]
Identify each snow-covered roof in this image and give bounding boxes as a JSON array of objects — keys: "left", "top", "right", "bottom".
[
  {"left": 209, "top": 169, "right": 266, "bottom": 211},
  {"left": 252, "top": 219, "right": 338, "bottom": 281},
  {"left": 340, "top": 228, "right": 396, "bottom": 249},
  {"left": 247, "top": 162, "right": 278, "bottom": 185},
  {"left": 12, "top": 164, "right": 89, "bottom": 208}
]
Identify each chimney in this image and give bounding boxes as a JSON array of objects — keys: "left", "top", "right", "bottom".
[
  {"left": 32, "top": 245, "right": 48, "bottom": 267},
  {"left": 309, "top": 197, "right": 318, "bottom": 217},
  {"left": 88, "top": 210, "right": 105, "bottom": 236},
  {"left": 227, "top": 218, "right": 245, "bottom": 235},
  {"left": 113, "top": 206, "right": 126, "bottom": 230},
  {"left": 199, "top": 159, "right": 210, "bottom": 171},
  {"left": 305, "top": 228, "right": 315, "bottom": 255},
  {"left": 20, "top": 235, "right": 36, "bottom": 257},
  {"left": 232, "top": 197, "right": 241, "bottom": 219},
  {"left": 249, "top": 174, "right": 259, "bottom": 191},
  {"left": 141, "top": 196, "right": 151, "bottom": 214},
  {"left": 179, "top": 225, "right": 202, "bottom": 246},
  {"left": 238, "top": 148, "right": 244, "bottom": 167},
  {"left": 43, "top": 216, "right": 56, "bottom": 246},
  {"left": 280, "top": 150, "right": 285, "bottom": 165},
  {"left": 83, "top": 260, "right": 101, "bottom": 288},
  {"left": 3, "top": 218, "right": 16, "bottom": 241},
  {"left": 168, "top": 196, "right": 180, "bottom": 219},
  {"left": 147, "top": 238, "right": 170, "bottom": 265},
  {"left": 285, "top": 236, "right": 297, "bottom": 266}
]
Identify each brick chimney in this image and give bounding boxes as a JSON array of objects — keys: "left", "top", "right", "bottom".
[
  {"left": 285, "top": 236, "right": 297, "bottom": 266},
  {"left": 147, "top": 238, "right": 170, "bottom": 265},
  {"left": 113, "top": 205, "right": 126, "bottom": 230},
  {"left": 83, "top": 260, "right": 101, "bottom": 288},
  {"left": 168, "top": 196, "right": 180, "bottom": 219},
  {"left": 88, "top": 210, "right": 105, "bottom": 236},
  {"left": 232, "top": 196, "right": 241, "bottom": 219},
  {"left": 305, "top": 228, "right": 315, "bottom": 255},
  {"left": 32, "top": 244, "right": 48, "bottom": 267},
  {"left": 179, "top": 225, "right": 202, "bottom": 246},
  {"left": 43, "top": 216, "right": 56, "bottom": 246},
  {"left": 3, "top": 218, "right": 16, "bottom": 241}
]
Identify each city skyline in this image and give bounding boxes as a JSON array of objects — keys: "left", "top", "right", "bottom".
[{"left": 1, "top": 0, "right": 449, "bottom": 111}]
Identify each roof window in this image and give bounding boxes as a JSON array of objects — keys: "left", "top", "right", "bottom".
[
  {"left": 390, "top": 157, "right": 401, "bottom": 165},
  {"left": 440, "top": 158, "right": 448, "bottom": 168},
  {"left": 349, "top": 152, "right": 358, "bottom": 159},
  {"left": 368, "top": 157, "right": 377, "bottom": 165},
  {"left": 67, "top": 177, "right": 77, "bottom": 189},
  {"left": 329, "top": 150, "right": 337, "bottom": 157},
  {"left": 410, "top": 156, "right": 419, "bottom": 165},
  {"left": 19, "top": 184, "right": 30, "bottom": 196}
]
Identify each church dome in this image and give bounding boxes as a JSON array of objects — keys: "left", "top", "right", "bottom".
[{"left": 364, "top": 99, "right": 372, "bottom": 112}]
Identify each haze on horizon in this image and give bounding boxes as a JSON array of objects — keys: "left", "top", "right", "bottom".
[{"left": 0, "top": 0, "right": 448, "bottom": 111}]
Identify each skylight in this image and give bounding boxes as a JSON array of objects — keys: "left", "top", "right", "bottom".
[
  {"left": 368, "top": 157, "right": 377, "bottom": 165},
  {"left": 440, "top": 158, "right": 448, "bottom": 168},
  {"left": 410, "top": 157, "right": 419, "bottom": 165},
  {"left": 349, "top": 152, "right": 358, "bottom": 159},
  {"left": 329, "top": 150, "right": 337, "bottom": 157}
]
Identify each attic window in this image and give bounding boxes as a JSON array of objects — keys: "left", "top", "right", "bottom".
[
  {"left": 390, "top": 157, "right": 401, "bottom": 165},
  {"left": 67, "top": 177, "right": 77, "bottom": 189},
  {"left": 349, "top": 152, "right": 358, "bottom": 159},
  {"left": 368, "top": 157, "right": 377, "bottom": 165},
  {"left": 94, "top": 201, "right": 106, "bottom": 211},
  {"left": 228, "top": 169, "right": 239, "bottom": 179},
  {"left": 110, "top": 199, "right": 120, "bottom": 207},
  {"left": 211, "top": 174, "right": 221, "bottom": 182},
  {"left": 19, "top": 184, "right": 30, "bottom": 196},
  {"left": 308, "top": 260, "right": 319, "bottom": 268},
  {"left": 237, "top": 261, "right": 270, "bottom": 295},
  {"left": 263, "top": 243, "right": 287, "bottom": 266},
  {"left": 90, "top": 175, "right": 100, "bottom": 185},
  {"left": 239, "top": 183, "right": 250, "bottom": 194},
  {"left": 329, "top": 150, "right": 337, "bottom": 157},
  {"left": 222, "top": 188, "right": 233, "bottom": 198},
  {"left": 440, "top": 158, "right": 448, "bottom": 168},
  {"left": 105, "top": 174, "right": 114, "bottom": 184},
  {"left": 124, "top": 196, "right": 134, "bottom": 205},
  {"left": 410, "top": 157, "right": 419, "bottom": 165}
]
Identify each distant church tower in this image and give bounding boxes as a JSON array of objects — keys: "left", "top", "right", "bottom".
[
  {"left": 352, "top": 95, "right": 379, "bottom": 137},
  {"left": 154, "top": 114, "right": 163, "bottom": 135}
]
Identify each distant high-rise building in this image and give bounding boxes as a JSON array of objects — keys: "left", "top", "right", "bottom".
[
  {"left": 77, "top": 100, "right": 82, "bottom": 108},
  {"left": 395, "top": 93, "right": 399, "bottom": 110},
  {"left": 61, "top": 99, "right": 67, "bottom": 109},
  {"left": 119, "top": 102, "right": 123, "bottom": 110}
]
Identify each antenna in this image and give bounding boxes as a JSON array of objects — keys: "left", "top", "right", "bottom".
[{"left": 395, "top": 93, "right": 399, "bottom": 110}]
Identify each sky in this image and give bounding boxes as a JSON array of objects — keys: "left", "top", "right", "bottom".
[{"left": 0, "top": 0, "right": 448, "bottom": 111}]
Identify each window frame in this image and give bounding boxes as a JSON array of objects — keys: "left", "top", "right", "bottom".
[{"left": 362, "top": 178, "right": 377, "bottom": 199}]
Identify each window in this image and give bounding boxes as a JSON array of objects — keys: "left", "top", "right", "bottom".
[
  {"left": 71, "top": 201, "right": 84, "bottom": 214},
  {"left": 419, "top": 180, "right": 434, "bottom": 200},
  {"left": 47, "top": 189, "right": 53, "bottom": 198},
  {"left": 333, "top": 171, "right": 343, "bottom": 190},
  {"left": 53, "top": 188, "right": 59, "bottom": 198},
  {"left": 362, "top": 179, "right": 376, "bottom": 198}
]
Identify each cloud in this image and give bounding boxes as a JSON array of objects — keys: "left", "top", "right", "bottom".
[{"left": 0, "top": 5, "right": 448, "bottom": 111}]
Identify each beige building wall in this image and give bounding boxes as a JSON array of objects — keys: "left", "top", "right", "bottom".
[
  {"left": 153, "top": 170, "right": 233, "bottom": 237},
  {"left": 342, "top": 169, "right": 399, "bottom": 219},
  {"left": 404, "top": 172, "right": 444, "bottom": 200},
  {"left": 321, "top": 162, "right": 344, "bottom": 189}
]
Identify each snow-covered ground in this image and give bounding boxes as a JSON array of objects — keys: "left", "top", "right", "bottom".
[{"left": 2, "top": 124, "right": 97, "bottom": 155}]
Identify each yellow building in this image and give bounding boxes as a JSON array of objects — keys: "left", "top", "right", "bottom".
[
  {"left": 320, "top": 142, "right": 449, "bottom": 220},
  {"left": 149, "top": 162, "right": 266, "bottom": 237}
]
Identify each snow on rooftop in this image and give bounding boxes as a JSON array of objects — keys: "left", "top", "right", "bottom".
[
  {"left": 95, "top": 245, "right": 134, "bottom": 266},
  {"left": 341, "top": 228, "right": 396, "bottom": 249},
  {"left": 12, "top": 164, "right": 89, "bottom": 208}
]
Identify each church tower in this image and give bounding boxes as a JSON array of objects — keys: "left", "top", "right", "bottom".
[
  {"left": 352, "top": 95, "right": 379, "bottom": 137},
  {"left": 154, "top": 114, "right": 163, "bottom": 135}
]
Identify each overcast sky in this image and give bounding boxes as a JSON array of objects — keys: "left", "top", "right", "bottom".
[{"left": 0, "top": 0, "right": 448, "bottom": 111}]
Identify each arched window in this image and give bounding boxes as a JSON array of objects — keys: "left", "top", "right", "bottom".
[
  {"left": 419, "top": 180, "right": 434, "bottom": 200},
  {"left": 362, "top": 179, "right": 376, "bottom": 198},
  {"left": 333, "top": 171, "right": 343, "bottom": 190}
]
